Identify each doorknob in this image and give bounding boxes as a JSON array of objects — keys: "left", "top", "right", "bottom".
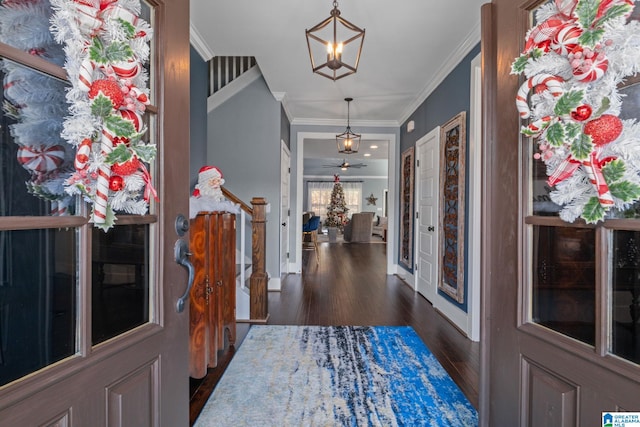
[
  {"left": 175, "top": 239, "right": 194, "bottom": 313},
  {"left": 282, "top": 222, "right": 286, "bottom": 226},
  {"left": 428, "top": 226, "right": 435, "bottom": 232}
]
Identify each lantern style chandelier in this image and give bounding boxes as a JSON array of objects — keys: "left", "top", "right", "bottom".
[
  {"left": 336, "top": 98, "right": 360, "bottom": 154},
  {"left": 305, "top": 1, "right": 365, "bottom": 81}
]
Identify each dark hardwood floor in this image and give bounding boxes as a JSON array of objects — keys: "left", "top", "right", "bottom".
[{"left": 189, "top": 240, "right": 480, "bottom": 425}]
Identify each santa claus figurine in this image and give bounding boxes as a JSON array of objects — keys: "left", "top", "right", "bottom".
[{"left": 193, "top": 165, "right": 225, "bottom": 201}]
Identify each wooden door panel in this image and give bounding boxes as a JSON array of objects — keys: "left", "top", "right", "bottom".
[
  {"left": 522, "top": 359, "right": 577, "bottom": 427},
  {"left": 107, "top": 360, "right": 158, "bottom": 427}
]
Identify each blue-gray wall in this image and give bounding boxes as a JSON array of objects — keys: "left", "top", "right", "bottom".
[
  {"left": 190, "top": 46, "right": 208, "bottom": 188},
  {"left": 207, "top": 75, "right": 282, "bottom": 280},
  {"left": 190, "top": 47, "right": 284, "bottom": 281},
  {"left": 401, "top": 43, "right": 481, "bottom": 312}
]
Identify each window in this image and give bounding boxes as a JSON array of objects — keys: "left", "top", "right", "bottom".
[{"left": 307, "top": 181, "right": 362, "bottom": 225}]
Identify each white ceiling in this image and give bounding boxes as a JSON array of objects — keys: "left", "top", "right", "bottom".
[{"left": 190, "top": 0, "right": 486, "bottom": 129}]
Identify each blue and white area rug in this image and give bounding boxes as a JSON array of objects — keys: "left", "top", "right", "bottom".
[{"left": 194, "top": 325, "right": 478, "bottom": 426}]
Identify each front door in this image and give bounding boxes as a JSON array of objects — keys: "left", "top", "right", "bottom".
[
  {"left": 484, "top": 1, "right": 640, "bottom": 425},
  {"left": 415, "top": 127, "right": 440, "bottom": 303},
  {"left": 0, "top": 0, "right": 190, "bottom": 424}
]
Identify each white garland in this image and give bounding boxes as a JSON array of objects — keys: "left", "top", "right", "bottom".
[
  {"left": 0, "top": 0, "right": 73, "bottom": 214},
  {"left": 513, "top": 0, "right": 640, "bottom": 223}
]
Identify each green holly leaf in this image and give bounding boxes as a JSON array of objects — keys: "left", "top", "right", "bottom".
[
  {"left": 104, "top": 41, "right": 134, "bottom": 63},
  {"left": 93, "top": 205, "right": 117, "bottom": 232},
  {"left": 564, "top": 122, "right": 582, "bottom": 142},
  {"left": 596, "top": 4, "right": 633, "bottom": 27},
  {"left": 105, "top": 142, "right": 133, "bottom": 164},
  {"left": 131, "top": 144, "right": 157, "bottom": 163},
  {"left": 104, "top": 114, "right": 136, "bottom": 138},
  {"left": 594, "top": 97, "right": 611, "bottom": 117},
  {"left": 117, "top": 18, "right": 136, "bottom": 39},
  {"left": 609, "top": 180, "right": 640, "bottom": 202},
  {"left": 576, "top": 0, "right": 599, "bottom": 28},
  {"left": 602, "top": 159, "right": 626, "bottom": 183},
  {"left": 91, "top": 95, "right": 115, "bottom": 118},
  {"left": 571, "top": 132, "right": 593, "bottom": 160},
  {"left": 579, "top": 28, "right": 605, "bottom": 47},
  {"left": 581, "top": 196, "right": 605, "bottom": 224},
  {"left": 554, "top": 90, "right": 584, "bottom": 116},
  {"left": 89, "top": 37, "right": 107, "bottom": 63},
  {"left": 511, "top": 55, "right": 529, "bottom": 75},
  {"left": 546, "top": 122, "right": 565, "bottom": 147}
]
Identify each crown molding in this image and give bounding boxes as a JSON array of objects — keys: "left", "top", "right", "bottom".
[
  {"left": 190, "top": 23, "right": 214, "bottom": 61},
  {"left": 291, "top": 117, "right": 399, "bottom": 127},
  {"left": 398, "top": 21, "right": 481, "bottom": 124}
]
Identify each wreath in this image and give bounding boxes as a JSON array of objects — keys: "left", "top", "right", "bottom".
[
  {"left": 50, "top": 0, "right": 156, "bottom": 230},
  {"left": 512, "top": 0, "right": 640, "bottom": 223}
]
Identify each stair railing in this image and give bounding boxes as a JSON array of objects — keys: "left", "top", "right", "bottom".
[{"left": 221, "top": 187, "right": 269, "bottom": 322}]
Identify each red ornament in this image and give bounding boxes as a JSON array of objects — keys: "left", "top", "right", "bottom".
[
  {"left": 583, "top": 114, "right": 623, "bottom": 146},
  {"left": 111, "top": 156, "right": 140, "bottom": 176},
  {"left": 571, "top": 104, "right": 592, "bottom": 121},
  {"left": 109, "top": 175, "right": 124, "bottom": 191},
  {"left": 88, "top": 79, "right": 124, "bottom": 109},
  {"left": 112, "top": 136, "right": 130, "bottom": 146}
]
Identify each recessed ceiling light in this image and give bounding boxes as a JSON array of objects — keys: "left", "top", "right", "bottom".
[
  {"left": 364, "top": 153, "right": 371, "bottom": 157},
  {"left": 370, "top": 145, "right": 378, "bottom": 149}
]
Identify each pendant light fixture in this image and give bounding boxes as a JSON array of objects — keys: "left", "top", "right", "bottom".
[
  {"left": 305, "top": 1, "right": 365, "bottom": 81},
  {"left": 336, "top": 97, "right": 360, "bottom": 154}
]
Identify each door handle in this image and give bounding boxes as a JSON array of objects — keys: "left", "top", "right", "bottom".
[
  {"left": 282, "top": 222, "right": 286, "bottom": 226},
  {"left": 175, "top": 239, "right": 194, "bottom": 313},
  {"left": 428, "top": 226, "right": 435, "bottom": 232}
]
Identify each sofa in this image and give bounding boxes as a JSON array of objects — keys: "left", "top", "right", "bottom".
[
  {"left": 344, "top": 212, "right": 375, "bottom": 242},
  {"left": 372, "top": 216, "right": 388, "bottom": 241}
]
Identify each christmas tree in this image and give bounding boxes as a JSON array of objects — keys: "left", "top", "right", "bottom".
[{"left": 325, "top": 175, "right": 349, "bottom": 230}]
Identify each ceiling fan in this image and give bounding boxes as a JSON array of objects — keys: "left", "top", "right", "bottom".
[{"left": 323, "top": 159, "right": 367, "bottom": 170}]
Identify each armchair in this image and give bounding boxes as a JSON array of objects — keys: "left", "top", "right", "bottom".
[{"left": 344, "top": 212, "right": 375, "bottom": 242}]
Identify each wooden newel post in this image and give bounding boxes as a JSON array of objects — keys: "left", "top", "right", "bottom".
[{"left": 250, "top": 197, "right": 269, "bottom": 321}]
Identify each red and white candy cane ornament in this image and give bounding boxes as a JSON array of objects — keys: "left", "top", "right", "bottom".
[
  {"left": 516, "top": 74, "right": 564, "bottom": 119},
  {"left": 74, "top": 138, "right": 92, "bottom": 170},
  {"left": 583, "top": 150, "right": 614, "bottom": 207},
  {"left": 78, "top": 58, "right": 95, "bottom": 92},
  {"left": 94, "top": 127, "right": 115, "bottom": 223},
  {"left": 17, "top": 145, "right": 66, "bottom": 174}
]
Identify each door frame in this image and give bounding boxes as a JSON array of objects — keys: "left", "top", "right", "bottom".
[{"left": 294, "top": 131, "right": 397, "bottom": 274}]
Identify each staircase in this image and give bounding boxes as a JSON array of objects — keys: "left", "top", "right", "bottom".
[{"left": 208, "top": 56, "right": 257, "bottom": 95}]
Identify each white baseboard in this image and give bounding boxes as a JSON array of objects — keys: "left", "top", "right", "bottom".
[{"left": 268, "top": 277, "right": 282, "bottom": 291}]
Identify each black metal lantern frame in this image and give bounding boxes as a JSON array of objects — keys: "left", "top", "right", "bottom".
[
  {"left": 336, "top": 97, "right": 360, "bottom": 154},
  {"left": 305, "top": 1, "right": 365, "bottom": 81}
]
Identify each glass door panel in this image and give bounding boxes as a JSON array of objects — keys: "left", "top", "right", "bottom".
[
  {"left": 0, "top": 227, "right": 77, "bottom": 387},
  {"left": 531, "top": 225, "right": 596, "bottom": 345},
  {"left": 91, "top": 224, "right": 150, "bottom": 345},
  {"left": 611, "top": 230, "right": 640, "bottom": 363}
]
